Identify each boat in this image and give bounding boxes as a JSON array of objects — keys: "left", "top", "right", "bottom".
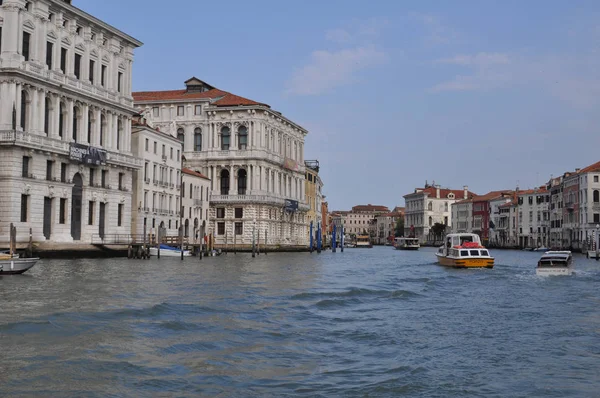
[
  {"left": 0, "top": 253, "right": 39, "bottom": 275},
  {"left": 394, "top": 237, "right": 420, "bottom": 250},
  {"left": 354, "top": 234, "right": 372, "bottom": 248},
  {"left": 435, "top": 233, "right": 494, "bottom": 268},
  {"left": 587, "top": 251, "right": 600, "bottom": 259},
  {"left": 149, "top": 244, "right": 192, "bottom": 257},
  {"left": 533, "top": 246, "right": 549, "bottom": 252},
  {"left": 536, "top": 251, "right": 573, "bottom": 276}
]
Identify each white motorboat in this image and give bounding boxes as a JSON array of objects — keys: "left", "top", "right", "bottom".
[
  {"left": 394, "top": 237, "right": 420, "bottom": 250},
  {"left": 149, "top": 244, "right": 192, "bottom": 257},
  {"left": 536, "top": 251, "right": 573, "bottom": 276},
  {"left": 587, "top": 251, "right": 600, "bottom": 259},
  {"left": 0, "top": 253, "right": 39, "bottom": 275}
]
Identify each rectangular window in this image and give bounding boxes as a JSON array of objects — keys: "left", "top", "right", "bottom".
[
  {"left": 60, "top": 48, "right": 67, "bottom": 73},
  {"left": 46, "top": 41, "right": 53, "bottom": 69},
  {"left": 46, "top": 160, "right": 53, "bottom": 181},
  {"left": 89, "top": 59, "right": 95, "bottom": 84},
  {"left": 153, "top": 107, "right": 159, "bottom": 117},
  {"left": 145, "top": 138, "right": 149, "bottom": 151},
  {"left": 59, "top": 198, "right": 67, "bottom": 224},
  {"left": 194, "top": 105, "right": 202, "bottom": 115},
  {"left": 162, "top": 144, "right": 166, "bottom": 156},
  {"left": 89, "top": 169, "right": 95, "bottom": 186},
  {"left": 117, "top": 72, "right": 123, "bottom": 93},
  {"left": 217, "top": 222, "right": 225, "bottom": 235},
  {"left": 101, "top": 170, "right": 107, "bottom": 188},
  {"left": 595, "top": 214, "right": 600, "bottom": 224},
  {"left": 170, "top": 147, "right": 173, "bottom": 159},
  {"left": 101, "top": 65, "right": 107, "bottom": 87},
  {"left": 177, "top": 106, "right": 184, "bottom": 116},
  {"left": 22, "top": 31, "right": 31, "bottom": 61},
  {"left": 177, "top": 150, "right": 180, "bottom": 161},
  {"left": 235, "top": 208, "right": 243, "bottom": 218},
  {"left": 88, "top": 201, "right": 94, "bottom": 225},
  {"left": 235, "top": 222, "right": 243, "bottom": 235},
  {"left": 118, "top": 204, "right": 123, "bottom": 226},
  {"left": 74, "top": 53, "right": 82, "bottom": 79},
  {"left": 217, "top": 208, "right": 225, "bottom": 218},
  {"left": 595, "top": 176, "right": 599, "bottom": 183},
  {"left": 61, "top": 163, "right": 67, "bottom": 183},
  {"left": 118, "top": 173, "right": 124, "bottom": 190},
  {"left": 22, "top": 156, "right": 29, "bottom": 178},
  {"left": 20, "top": 194, "right": 28, "bottom": 222},
  {"left": 154, "top": 141, "right": 157, "bottom": 154}
]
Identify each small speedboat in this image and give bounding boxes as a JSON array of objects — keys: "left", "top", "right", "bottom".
[
  {"left": 0, "top": 253, "right": 39, "bottom": 275},
  {"left": 149, "top": 244, "right": 192, "bottom": 257},
  {"left": 533, "top": 247, "right": 549, "bottom": 252},
  {"left": 536, "top": 251, "right": 573, "bottom": 276}
]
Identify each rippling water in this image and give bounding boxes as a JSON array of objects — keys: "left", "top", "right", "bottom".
[{"left": 1, "top": 247, "right": 600, "bottom": 397}]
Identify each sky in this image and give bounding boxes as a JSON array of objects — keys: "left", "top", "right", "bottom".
[{"left": 76, "top": 0, "right": 600, "bottom": 210}]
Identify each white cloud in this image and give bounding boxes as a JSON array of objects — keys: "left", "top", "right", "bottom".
[
  {"left": 286, "top": 47, "right": 387, "bottom": 96},
  {"left": 436, "top": 52, "right": 510, "bottom": 67}
]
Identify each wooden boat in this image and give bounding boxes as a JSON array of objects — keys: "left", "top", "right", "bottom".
[
  {"left": 0, "top": 253, "right": 39, "bottom": 275},
  {"left": 149, "top": 244, "right": 192, "bottom": 257},
  {"left": 354, "top": 234, "right": 372, "bottom": 248},
  {"left": 537, "top": 251, "right": 573, "bottom": 276},
  {"left": 435, "top": 233, "right": 494, "bottom": 268},
  {"left": 394, "top": 237, "right": 420, "bottom": 250}
]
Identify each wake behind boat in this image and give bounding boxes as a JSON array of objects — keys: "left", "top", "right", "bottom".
[
  {"left": 435, "top": 233, "right": 494, "bottom": 268},
  {"left": 536, "top": 251, "right": 573, "bottom": 276},
  {"left": 149, "top": 244, "right": 192, "bottom": 257}
]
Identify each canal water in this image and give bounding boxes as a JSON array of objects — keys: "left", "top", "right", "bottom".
[{"left": 1, "top": 247, "right": 599, "bottom": 397}]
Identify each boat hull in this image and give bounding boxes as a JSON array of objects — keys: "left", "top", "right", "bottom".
[
  {"left": 436, "top": 254, "right": 494, "bottom": 268},
  {"left": 395, "top": 246, "right": 419, "bottom": 251},
  {"left": 149, "top": 248, "right": 192, "bottom": 257},
  {"left": 0, "top": 258, "right": 39, "bottom": 275},
  {"left": 536, "top": 266, "right": 573, "bottom": 276}
]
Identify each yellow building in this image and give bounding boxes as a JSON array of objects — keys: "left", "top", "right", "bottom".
[{"left": 305, "top": 160, "right": 323, "bottom": 237}]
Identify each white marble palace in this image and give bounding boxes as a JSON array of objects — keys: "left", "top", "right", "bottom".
[
  {"left": 0, "top": 0, "right": 142, "bottom": 245},
  {"left": 133, "top": 77, "right": 310, "bottom": 248}
]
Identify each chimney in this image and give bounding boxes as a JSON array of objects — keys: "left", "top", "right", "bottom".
[
  {"left": 463, "top": 186, "right": 468, "bottom": 199},
  {"left": 575, "top": 168, "right": 581, "bottom": 173},
  {"left": 435, "top": 185, "right": 440, "bottom": 199}
]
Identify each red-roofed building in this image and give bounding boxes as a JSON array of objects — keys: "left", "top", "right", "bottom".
[
  {"left": 133, "top": 78, "right": 310, "bottom": 249},
  {"left": 404, "top": 183, "right": 475, "bottom": 243}
]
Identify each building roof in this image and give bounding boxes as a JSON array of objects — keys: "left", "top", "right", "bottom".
[
  {"left": 517, "top": 186, "right": 548, "bottom": 196},
  {"left": 351, "top": 204, "right": 390, "bottom": 213},
  {"left": 181, "top": 168, "right": 210, "bottom": 180},
  {"left": 405, "top": 186, "right": 475, "bottom": 199},
  {"left": 133, "top": 88, "right": 268, "bottom": 108},
  {"left": 578, "top": 160, "right": 600, "bottom": 174},
  {"left": 473, "top": 190, "right": 513, "bottom": 202}
]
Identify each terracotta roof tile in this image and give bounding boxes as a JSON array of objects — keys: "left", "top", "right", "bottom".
[
  {"left": 132, "top": 87, "right": 268, "bottom": 108},
  {"left": 182, "top": 168, "right": 210, "bottom": 180},
  {"left": 406, "top": 187, "right": 475, "bottom": 199},
  {"left": 578, "top": 160, "right": 600, "bottom": 174}
]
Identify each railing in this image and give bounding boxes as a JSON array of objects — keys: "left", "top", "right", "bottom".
[{"left": 91, "top": 234, "right": 155, "bottom": 245}]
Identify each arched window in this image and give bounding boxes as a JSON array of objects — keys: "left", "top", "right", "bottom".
[
  {"left": 221, "top": 126, "right": 230, "bottom": 150},
  {"left": 87, "top": 110, "right": 93, "bottom": 143},
  {"left": 444, "top": 202, "right": 449, "bottom": 212},
  {"left": 117, "top": 119, "right": 123, "bottom": 150},
  {"left": 220, "top": 169, "right": 230, "bottom": 195},
  {"left": 428, "top": 202, "right": 433, "bottom": 211},
  {"left": 238, "top": 169, "right": 247, "bottom": 195},
  {"left": 59, "top": 102, "right": 65, "bottom": 138},
  {"left": 594, "top": 190, "right": 600, "bottom": 203},
  {"left": 100, "top": 114, "right": 106, "bottom": 146},
  {"left": 72, "top": 105, "right": 79, "bottom": 142},
  {"left": 44, "top": 97, "right": 51, "bottom": 135},
  {"left": 238, "top": 126, "right": 248, "bottom": 150},
  {"left": 429, "top": 216, "right": 433, "bottom": 227},
  {"left": 177, "top": 128, "right": 185, "bottom": 150},
  {"left": 189, "top": 183, "right": 193, "bottom": 199},
  {"left": 194, "top": 127, "right": 202, "bottom": 151},
  {"left": 20, "top": 90, "right": 29, "bottom": 131}
]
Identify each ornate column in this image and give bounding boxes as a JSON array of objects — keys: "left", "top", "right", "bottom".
[{"left": 0, "top": 4, "right": 22, "bottom": 67}]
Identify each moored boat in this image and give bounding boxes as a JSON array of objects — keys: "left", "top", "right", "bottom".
[
  {"left": 394, "top": 237, "right": 420, "bottom": 250},
  {"left": 536, "top": 251, "right": 573, "bottom": 276},
  {"left": 354, "top": 234, "right": 372, "bottom": 248},
  {"left": 435, "top": 233, "right": 494, "bottom": 268},
  {"left": 0, "top": 253, "right": 39, "bottom": 275},
  {"left": 149, "top": 244, "right": 192, "bottom": 257}
]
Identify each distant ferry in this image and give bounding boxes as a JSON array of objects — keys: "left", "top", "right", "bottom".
[
  {"left": 394, "top": 237, "right": 420, "bottom": 250},
  {"left": 435, "top": 233, "right": 494, "bottom": 268},
  {"left": 354, "top": 234, "right": 372, "bottom": 248}
]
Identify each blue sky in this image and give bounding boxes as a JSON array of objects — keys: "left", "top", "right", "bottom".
[{"left": 77, "top": 0, "right": 600, "bottom": 210}]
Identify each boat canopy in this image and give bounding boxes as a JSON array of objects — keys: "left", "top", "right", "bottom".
[{"left": 445, "top": 233, "right": 483, "bottom": 248}]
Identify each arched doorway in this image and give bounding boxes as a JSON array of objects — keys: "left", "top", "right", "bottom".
[
  {"left": 238, "top": 169, "right": 247, "bottom": 195},
  {"left": 220, "top": 169, "right": 230, "bottom": 195},
  {"left": 71, "top": 173, "right": 83, "bottom": 240}
]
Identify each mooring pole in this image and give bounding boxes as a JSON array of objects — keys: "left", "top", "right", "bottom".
[
  {"left": 310, "top": 221, "right": 314, "bottom": 253},
  {"left": 332, "top": 224, "right": 337, "bottom": 253},
  {"left": 341, "top": 225, "right": 344, "bottom": 253},
  {"left": 257, "top": 229, "right": 260, "bottom": 256},
  {"left": 265, "top": 229, "right": 268, "bottom": 255}
]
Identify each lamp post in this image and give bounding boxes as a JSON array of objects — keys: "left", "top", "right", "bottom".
[{"left": 252, "top": 217, "right": 256, "bottom": 258}]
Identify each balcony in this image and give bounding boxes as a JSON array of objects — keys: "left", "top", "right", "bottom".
[
  {"left": 210, "top": 194, "right": 310, "bottom": 211},
  {"left": 185, "top": 149, "right": 306, "bottom": 173}
]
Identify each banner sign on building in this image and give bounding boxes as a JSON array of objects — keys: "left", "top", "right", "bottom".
[
  {"left": 285, "top": 199, "right": 299, "bottom": 212},
  {"left": 69, "top": 143, "right": 107, "bottom": 166},
  {"left": 283, "top": 158, "right": 299, "bottom": 171}
]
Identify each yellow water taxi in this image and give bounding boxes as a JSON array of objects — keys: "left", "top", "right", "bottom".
[{"left": 435, "top": 233, "right": 494, "bottom": 268}]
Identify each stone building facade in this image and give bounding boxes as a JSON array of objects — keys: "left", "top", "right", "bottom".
[
  {"left": 133, "top": 77, "right": 309, "bottom": 248},
  {"left": 0, "top": 0, "right": 142, "bottom": 245},
  {"left": 181, "top": 168, "right": 210, "bottom": 242},
  {"left": 305, "top": 160, "right": 323, "bottom": 237}
]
